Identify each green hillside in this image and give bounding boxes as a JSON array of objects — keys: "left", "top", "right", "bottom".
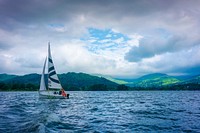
[
  {"left": 1, "top": 72, "right": 200, "bottom": 91},
  {"left": 59, "top": 72, "right": 118, "bottom": 90},
  {"left": 132, "top": 73, "right": 180, "bottom": 87},
  {"left": 5, "top": 73, "right": 40, "bottom": 84},
  {"left": 179, "top": 75, "right": 200, "bottom": 84},
  {"left": 0, "top": 74, "right": 17, "bottom": 82},
  {"left": 0, "top": 72, "right": 118, "bottom": 91},
  {"left": 105, "top": 73, "right": 181, "bottom": 87}
]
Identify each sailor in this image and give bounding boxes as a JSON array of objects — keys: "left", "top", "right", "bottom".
[
  {"left": 61, "top": 88, "right": 67, "bottom": 97},
  {"left": 59, "top": 90, "right": 62, "bottom": 95},
  {"left": 66, "top": 93, "right": 69, "bottom": 99}
]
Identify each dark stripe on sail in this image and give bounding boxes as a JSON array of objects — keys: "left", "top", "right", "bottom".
[
  {"left": 48, "top": 71, "right": 60, "bottom": 84},
  {"left": 49, "top": 58, "right": 53, "bottom": 63},
  {"left": 49, "top": 71, "right": 56, "bottom": 77},
  {"left": 48, "top": 66, "right": 55, "bottom": 72},
  {"left": 49, "top": 76, "right": 60, "bottom": 84}
]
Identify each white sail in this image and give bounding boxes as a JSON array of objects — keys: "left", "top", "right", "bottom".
[
  {"left": 48, "top": 43, "right": 62, "bottom": 89},
  {"left": 39, "top": 42, "right": 69, "bottom": 99},
  {"left": 39, "top": 57, "right": 47, "bottom": 91}
]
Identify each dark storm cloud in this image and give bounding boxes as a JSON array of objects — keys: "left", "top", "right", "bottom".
[
  {"left": 1, "top": 0, "right": 199, "bottom": 26},
  {"left": 0, "top": 0, "right": 196, "bottom": 34},
  {"left": 0, "top": 0, "right": 62, "bottom": 30},
  {"left": 125, "top": 35, "right": 200, "bottom": 62},
  {"left": 0, "top": 0, "right": 174, "bottom": 25},
  {"left": 0, "top": 0, "right": 180, "bottom": 42}
]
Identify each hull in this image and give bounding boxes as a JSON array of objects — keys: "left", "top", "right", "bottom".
[{"left": 39, "top": 91, "right": 67, "bottom": 99}]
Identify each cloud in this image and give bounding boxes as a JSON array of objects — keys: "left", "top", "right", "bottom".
[
  {"left": 125, "top": 32, "right": 200, "bottom": 62},
  {"left": 141, "top": 45, "right": 200, "bottom": 75},
  {"left": 53, "top": 41, "right": 119, "bottom": 75},
  {"left": 82, "top": 28, "right": 139, "bottom": 60},
  {"left": 0, "top": 42, "right": 11, "bottom": 50},
  {"left": 0, "top": 0, "right": 200, "bottom": 77}
]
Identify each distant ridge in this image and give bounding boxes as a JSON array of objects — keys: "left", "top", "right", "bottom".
[
  {"left": 1, "top": 72, "right": 200, "bottom": 91},
  {"left": 0, "top": 72, "right": 118, "bottom": 91},
  {"left": 59, "top": 72, "right": 118, "bottom": 88},
  {"left": 0, "top": 74, "right": 17, "bottom": 82},
  {"left": 4, "top": 73, "right": 40, "bottom": 84},
  {"left": 103, "top": 73, "right": 200, "bottom": 87},
  {"left": 130, "top": 73, "right": 180, "bottom": 87}
]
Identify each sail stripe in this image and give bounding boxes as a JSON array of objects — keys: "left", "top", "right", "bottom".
[
  {"left": 49, "top": 58, "right": 53, "bottom": 63},
  {"left": 47, "top": 43, "right": 62, "bottom": 89},
  {"left": 49, "top": 76, "right": 60, "bottom": 84},
  {"left": 48, "top": 66, "right": 55, "bottom": 72},
  {"left": 48, "top": 70, "right": 60, "bottom": 84},
  {"left": 49, "top": 71, "right": 56, "bottom": 77}
]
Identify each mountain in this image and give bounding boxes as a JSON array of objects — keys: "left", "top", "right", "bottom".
[
  {"left": 131, "top": 73, "right": 180, "bottom": 87},
  {"left": 0, "top": 74, "right": 17, "bottom": 82},
  {"left": 105, "top": 73, "right": 181, "bottom": 87},
  {"left": 59, "top": 72, "right": 118, "bottom": 89},
  {"left": 0, "top": 72, "right": 118, "bottom": 91},
  {"left": 4, "top": 73, "right": 40, "bottom": 84},
  {"left": 178, "top": 74, "right": 200, "bottom": 84},
  {"left": 1, "top": 72, "right": 200, "bottom": 91},
  {"left": 135, "top": 73, "right": 168, "bottom": 81}
]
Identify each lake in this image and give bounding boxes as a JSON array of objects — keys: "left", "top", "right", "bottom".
[{"left": 0, "top": 91, "right": 200, "bottom": 132}]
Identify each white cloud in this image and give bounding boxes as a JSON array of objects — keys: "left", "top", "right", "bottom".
[
  {"left": 1, "top": 0, "right": 200, "bottom": 77},
  {"left": 99, "top": 39, "right": 111, "bottom": 43},
  {"left": 49, "top": 26, "right": 67, "bottom": 32},
  {"left": 106, "top": 34, "right": 112, "bottom": 38},
  {"left": 127, "top": 34, "right": 142, "bottom": 47},
  {"left": 113, "top": 37, "right": 124, "bottom": 44}
]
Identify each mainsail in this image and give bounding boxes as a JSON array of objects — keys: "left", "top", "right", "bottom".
[
  {"left": 39, "top": 57, "right": 47, "bottom": 91},
  {"left": 48, "top": 43, "right": 62, "bottom": 89}
]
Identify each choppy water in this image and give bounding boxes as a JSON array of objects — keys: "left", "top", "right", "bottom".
[{"left": 0, "top": 91, "right": 200, "bottom": 133}]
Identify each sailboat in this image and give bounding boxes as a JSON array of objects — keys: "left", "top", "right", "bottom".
[{"left": 39, "top": 43, "right": 69, "bottom": 99}]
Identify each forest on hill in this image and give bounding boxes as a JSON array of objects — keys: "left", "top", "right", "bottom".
[{"left": 0, "top": 72, "right": 200, "bottom": 91}]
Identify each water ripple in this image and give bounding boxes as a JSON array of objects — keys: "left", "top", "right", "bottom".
[{"left": 0, "top": 91, "right": 200, "bottom": 132}]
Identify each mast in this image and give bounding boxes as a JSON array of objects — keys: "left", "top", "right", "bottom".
[
  {"left": 39, "top": 57, "right": 47, "bottom": 91},
  {"left": 48, "top": 42, "right": 62, "bottom": 90}
]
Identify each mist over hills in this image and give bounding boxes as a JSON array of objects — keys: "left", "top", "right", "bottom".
[{"left": 0, "top": 72, "right": 200, "bottom": 91}]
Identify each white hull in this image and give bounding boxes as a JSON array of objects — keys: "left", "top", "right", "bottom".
[{"left": 39, "top": 91, "right": 66, "bottom": 99}]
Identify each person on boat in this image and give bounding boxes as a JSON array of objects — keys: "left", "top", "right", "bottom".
[
  {"left": 59, "top": 90, "right": 62, "bottom": 95},
  {"left": 54, "top": 91, "right": 59, "bottom": 94},
  {"left": 61, "top": 88, "right": 67, "bottom": 97},
  {"left": 66, "top": 93, "right": 69, "bottom": 99}
]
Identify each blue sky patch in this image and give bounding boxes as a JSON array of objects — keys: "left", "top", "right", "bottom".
[{"left": 82, "top": 28, "right": 131, "bottom": 53}]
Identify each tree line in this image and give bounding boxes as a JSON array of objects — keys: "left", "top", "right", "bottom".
[{"left": 1, "top": 82, "right": 200, "bottom": 91}]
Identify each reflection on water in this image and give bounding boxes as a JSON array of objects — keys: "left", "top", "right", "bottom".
[{"left": 0, "top": 91, "right": 200, "bottom": 132}]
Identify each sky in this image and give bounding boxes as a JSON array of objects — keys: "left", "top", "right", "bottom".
[{"left": 0, "top": 0, "right": 200, "bottom": 78}]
